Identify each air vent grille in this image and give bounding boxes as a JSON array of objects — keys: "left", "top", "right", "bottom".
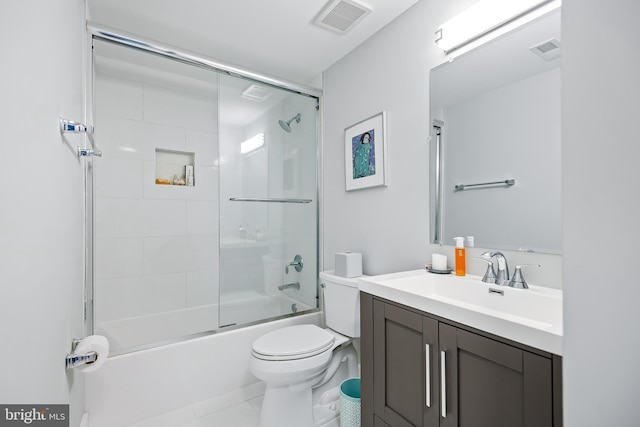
[
  {"left": 529, "top": 38, "right": 561, "bottom": 61},
  {"left": 315, "top": 0, "right": 372, "bottom": 34},
  {"left": 241, "top": 84, "right": 271, "bottom": 102}
]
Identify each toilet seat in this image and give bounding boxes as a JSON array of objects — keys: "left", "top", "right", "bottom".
[{"left": 252, "top": 325, "right": 336, "bottom": 361}]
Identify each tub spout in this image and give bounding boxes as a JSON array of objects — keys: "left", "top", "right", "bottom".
[{"left": 278, "top": 282, "right": 300, "bottom": 291}]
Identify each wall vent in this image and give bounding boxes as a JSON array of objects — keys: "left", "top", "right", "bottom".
[
  {"left": 241, "top": 84, "right": 272, "bottom": 102},
  {"left": 529, "top": 38, "right": 561, "bottom": 61},
  {"left": 315, "top": 0, "right": 372, "bottom": 34}
]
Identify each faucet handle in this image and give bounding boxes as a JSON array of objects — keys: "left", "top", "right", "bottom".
[
  {"left": 473, "top": 258, "right": 497, "bottom": 283},
  {"left": 285, "top": 254, "right": 303, "bottom": 274},
  {"left": 508, "top": 264, "right": 541, "bottom": 289}
]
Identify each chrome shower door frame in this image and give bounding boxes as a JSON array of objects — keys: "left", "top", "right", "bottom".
[{"left": 84, "top": 22, "right": 322, "bottom": 351}]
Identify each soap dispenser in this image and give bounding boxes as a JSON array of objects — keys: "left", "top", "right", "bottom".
[{"left": 453, "top": 237, "right": 466, "bottom": 276}]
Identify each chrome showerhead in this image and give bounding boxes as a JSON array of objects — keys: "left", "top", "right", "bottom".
[{"left": 278, "top": 113, "right": 301, "bottom": 133}]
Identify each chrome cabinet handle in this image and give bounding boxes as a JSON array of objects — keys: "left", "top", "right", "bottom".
[
  {"left": 425, "top": 344, "right": 431, "bottom": 407},
  {"left": 441, "top": 350, "right": 447, "bottom": 418}
]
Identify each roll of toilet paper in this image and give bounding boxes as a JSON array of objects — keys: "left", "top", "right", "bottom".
[{"left": 74, "top": 335, "right": 109, "bottom": 372}]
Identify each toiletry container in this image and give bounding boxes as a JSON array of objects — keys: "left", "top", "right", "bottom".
[{"left": 454, "top": 236, "right": 466, "bottom": 276}]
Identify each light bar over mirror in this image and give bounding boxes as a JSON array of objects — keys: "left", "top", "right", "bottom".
[{"left": 435, "top": 0, "right": 560, "bottom": 54}]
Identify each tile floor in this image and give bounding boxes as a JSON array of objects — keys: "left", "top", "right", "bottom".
[
  {"left": 177, "top": 395, "right": 341, "bottom": 427},
  {"left": 180, "top": 396, "right": 263, "bottom": 427}
]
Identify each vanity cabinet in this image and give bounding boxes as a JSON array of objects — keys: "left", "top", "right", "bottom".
[{"left": 360, "top": 292, "right": 562, "bottom": 427}]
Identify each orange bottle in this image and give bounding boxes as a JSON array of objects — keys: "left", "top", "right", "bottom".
[{"left": 453, "top": 237, "right": 466, "bottom": 276}]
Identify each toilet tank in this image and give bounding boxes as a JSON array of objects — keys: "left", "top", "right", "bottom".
[{"left": 320, "top": 270, "right": 367, "bottom": 338}]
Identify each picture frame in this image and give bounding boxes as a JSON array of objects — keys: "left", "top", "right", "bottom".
[{"left": 344, "top": 111, "right": 388, "bottom": 191}]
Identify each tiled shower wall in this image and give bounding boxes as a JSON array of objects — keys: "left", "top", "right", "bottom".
[{"left": 93, "top": 71, "right": 220, "bottom": 346}]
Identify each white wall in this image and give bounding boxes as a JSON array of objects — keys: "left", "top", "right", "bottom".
[
  {"left": 324, "top": 0, "right": 640, "bottom": 424},
  {"left": 0, "top": 0, "right": 86, "bottom": 425},
  {"left": 562, "top": 0, "right": 640, "bottom": 425},
  {"left": 323, "top": 0, "right": 561, "bottom": 288}
]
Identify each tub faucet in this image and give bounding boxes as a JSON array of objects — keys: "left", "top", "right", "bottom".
[
  {"left": 481, "top": 251, "right": 510, "bottom": 286},
  {"left": 278, "top": 282, "right": 300, "bottom": 291}
]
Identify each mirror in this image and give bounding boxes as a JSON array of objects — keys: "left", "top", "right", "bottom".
[{"left": 430, "top": 7, "right": 561, "bottom": 254}]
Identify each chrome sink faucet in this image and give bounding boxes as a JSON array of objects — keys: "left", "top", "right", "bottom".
[{"left": 481, "top": 251, "right": 510, "bottom": 286}]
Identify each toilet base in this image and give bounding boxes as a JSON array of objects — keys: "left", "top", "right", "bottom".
[
  {"left": 257, "top": 343, "right": 358, "bottom": 427},
  {"left": 259, "top": 385, "right": 315, "bottom": 427}
]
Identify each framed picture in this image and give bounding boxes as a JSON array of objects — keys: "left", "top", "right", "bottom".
[{"left": 344, "top": 111, "right": 388, "bottom": 191}]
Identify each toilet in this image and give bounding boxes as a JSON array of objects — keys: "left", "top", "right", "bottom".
[{"left": 249, "top": 270, "right": 364, "bottom": 427}]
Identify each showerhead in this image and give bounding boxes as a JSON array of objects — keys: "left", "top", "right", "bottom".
[{"left": 278, "top": 113, "right": 301, "bottom": 133}]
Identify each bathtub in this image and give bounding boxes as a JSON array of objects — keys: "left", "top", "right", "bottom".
[
  {"left": 85, "top": 311, "right": 323, "bottom": 427},
  {"left": 220, "top": 290, "right": 311, "bottom": 327},
  {"left": 97, "top": 292, "right": 313, "bottom": 355}
]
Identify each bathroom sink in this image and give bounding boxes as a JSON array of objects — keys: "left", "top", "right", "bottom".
[{"left": 358, "top": 269, "right": 563, "bottom": 355}]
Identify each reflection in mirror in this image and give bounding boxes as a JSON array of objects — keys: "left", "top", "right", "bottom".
[{"left": 430, "top": 7, "right": 561, "bottom": 254}]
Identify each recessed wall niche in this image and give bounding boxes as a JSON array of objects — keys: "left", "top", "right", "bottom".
[{"left": 155, "top": 149, "right": 195, "bottom": 186}]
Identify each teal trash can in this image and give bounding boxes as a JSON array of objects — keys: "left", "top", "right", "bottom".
[{"left": 340, "top": 377, "right": 361, "bottom": 427}]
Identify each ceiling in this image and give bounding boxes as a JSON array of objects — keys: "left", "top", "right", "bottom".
[{"left": 86, "top": 0, "right": 419, "bottom": 86}]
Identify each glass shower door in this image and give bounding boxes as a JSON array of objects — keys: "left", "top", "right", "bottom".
[
  {"left": 218, "top": 75, "right": 319, "bottom": 328},
  {"left": 91, "top": 39, "right": 221, "bottom": 354},
  {"left": 90, "top": 34, "right": 320, "bottom": 355}
]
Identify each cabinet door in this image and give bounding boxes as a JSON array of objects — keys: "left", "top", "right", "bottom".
[
  {"left": 373, "top": 300, "right": 439, "bottom": 427},
  {"left": 439, "top": 323, "right": 553, "bottom": 427}
]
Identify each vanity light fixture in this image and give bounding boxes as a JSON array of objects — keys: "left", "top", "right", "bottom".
[
  {"left": 435, "top": 0, "right": 560, "bottom": 54},
  {"left": 241, "top": 133, "right": 265, "bottom": 154}
]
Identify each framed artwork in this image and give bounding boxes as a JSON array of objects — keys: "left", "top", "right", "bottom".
[{"left": 344, "top": 111, "right": 388, "bottom": 191}]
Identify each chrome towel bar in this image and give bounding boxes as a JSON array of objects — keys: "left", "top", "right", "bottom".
[
  {"left": 230, "top": 197, "right": 312, "bottom": 204},
  {"left": 454, "top": 179, "right": 515, "bottom": 191}
]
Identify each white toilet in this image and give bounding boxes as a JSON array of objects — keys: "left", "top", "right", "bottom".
[{"left": 249, "top": 270, "right": 363, "bottom": 427}]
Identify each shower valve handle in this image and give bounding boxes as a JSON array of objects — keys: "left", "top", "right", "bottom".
[{"left": 285, "top": 255, "right": 303, "bottom": 274}]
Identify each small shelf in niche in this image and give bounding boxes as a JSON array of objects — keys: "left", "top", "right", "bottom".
[{"left": 155, "top": 149, "right": 195, "bottom": 186}]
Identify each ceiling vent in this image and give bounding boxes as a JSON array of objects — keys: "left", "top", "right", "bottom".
[
  {"left": 529, "top": 38, "right": 561, "bottom": 61},
  {"left": 315, "top": 0, "right": 372, "bottom": 34},
  {"left": 241, "top": 84, "right": 272, "bottom": 102}
]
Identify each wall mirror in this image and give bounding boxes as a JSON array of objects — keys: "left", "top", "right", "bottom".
[{"left": 430, "top": 7, "right": 561, "bottom": 254}]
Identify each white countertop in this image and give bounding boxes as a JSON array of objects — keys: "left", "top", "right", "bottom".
[{"left": 359, "top": 269, "right": 563, "bottom": 355}]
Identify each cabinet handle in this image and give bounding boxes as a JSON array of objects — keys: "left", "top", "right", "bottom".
[
  {"left": 441, "top": 350, "right": 447, "bottom": 418},
  {"left": 425, "top": 344, "right": 431, "bottom": 407}
]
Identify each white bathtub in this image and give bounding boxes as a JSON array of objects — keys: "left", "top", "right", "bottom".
[
  {"left": 85, "top": 311, "right": 323, "bottom": 427},
  {"left": 220, "top": 290, "right": 311, "bottom": 327},
  {"left": 97, "top": 292, "right": 312, "bottom": 355}
]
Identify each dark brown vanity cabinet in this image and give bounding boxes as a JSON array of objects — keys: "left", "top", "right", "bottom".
[{"left": 360, "top": 292, "right": 562, "bottom": 427}]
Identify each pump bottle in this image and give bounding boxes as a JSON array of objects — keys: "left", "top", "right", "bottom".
[{"left": 453, "top": 237, "right": 466, "bottom": 276}]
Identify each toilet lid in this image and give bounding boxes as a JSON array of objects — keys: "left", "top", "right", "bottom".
[{"left": 252, "top": 325, "right": 335, "bottom": 361}]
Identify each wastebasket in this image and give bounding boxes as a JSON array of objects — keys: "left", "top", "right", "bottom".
[{"left": 340, "top": 377, "right": 361, "bottom": 427}]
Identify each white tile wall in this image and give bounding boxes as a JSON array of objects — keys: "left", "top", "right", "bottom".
[
  {"left": 95, "top": 238, "right": 144, "bottom": 280},
  {"left": 96, "top": 74, "right": 144, "bottom": 121},
  {"left": 95, "top": 157, "right": 145, "bottom": 199},
  {"left": 141, "top": 200, "right": 188, "bottom": 236},
  {"left": 144, "top": 85, "right": 217, "bottom": 132},
  {"left": 143, "top": 236, "right": 190, "bottom": 275},
  {"left": 187, "top": 201, "right": 218, "bottom": 235},
  {"left": 187, "top": 271, "right": 219, "bottom": 307},
  {"left": 94, "top": 69, "right": 219, "bottom": 352},
  {"left": 187, "top": 129, "right": 217, "bottom": 167}
]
